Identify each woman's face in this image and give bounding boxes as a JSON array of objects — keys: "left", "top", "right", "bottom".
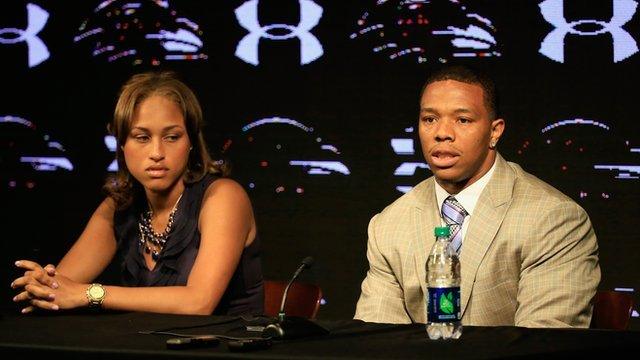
[{"left": 123, "top": 95, "right": 192, "bottom": 195}]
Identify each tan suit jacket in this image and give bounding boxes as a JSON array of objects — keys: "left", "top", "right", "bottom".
[{"left": 354, "top": 154, "right": 600, "bottom": 327}]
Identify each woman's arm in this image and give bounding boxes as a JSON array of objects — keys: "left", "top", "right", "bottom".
[
  {"left": 16, "top": 178, "right": 256, "bottom": 315},
  {"left": 55, "top": 197, "right": 119, "bottom": 282},
  {"left": 188, "top": 177, "right": 257, "bottom": 313},
  {"left": 12, "top": 197, "right": 118, "bottom": 312}
]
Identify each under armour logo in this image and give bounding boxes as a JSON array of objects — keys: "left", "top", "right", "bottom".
[
  {"left": 539, "top": 0, "right": 639, "bottom": 63},
  {"left": 0, "top": 3, "right": 50, "bottom": 67},
  {"left": 235, "top": 0, "right": 324, "bottom": 65}
]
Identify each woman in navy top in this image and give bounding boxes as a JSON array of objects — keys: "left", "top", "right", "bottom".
[{"left": 11, "top": 71, "right": 264, "bottom": 316}]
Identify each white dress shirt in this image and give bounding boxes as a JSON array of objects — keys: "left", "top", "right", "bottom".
[{"left": 434, "top": 159, "right": 497, "bottom": 243}]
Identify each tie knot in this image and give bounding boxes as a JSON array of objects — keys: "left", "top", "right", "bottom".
[{"left": 442, "top": 196, "right": 468, "bottom": 225}]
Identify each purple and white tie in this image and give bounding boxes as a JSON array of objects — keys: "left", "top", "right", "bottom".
[{"left": 441, "top": 196, "right": 468, "bottom": 254}]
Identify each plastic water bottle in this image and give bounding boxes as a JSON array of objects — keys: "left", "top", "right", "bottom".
[{"left": 425, "top": 226, "right": 462, "bottom": 340}]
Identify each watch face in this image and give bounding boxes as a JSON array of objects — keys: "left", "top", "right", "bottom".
[{"left": 89, "top": 285, "right": 105, "bottom": 299}]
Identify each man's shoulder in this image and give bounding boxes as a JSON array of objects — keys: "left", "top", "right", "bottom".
[
  {"left": 367, "top": 178, "right": 433, "bottom": 250},
  {"left": 506, "top": 160, "right": 585, "bottom": 211},
  {"left": 377, "top": 178, "right": 433, "bottom": 218}
]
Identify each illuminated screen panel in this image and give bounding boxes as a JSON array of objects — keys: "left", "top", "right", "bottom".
[{"left": 1, "top": 0, "right": 639, "bottom": 323}]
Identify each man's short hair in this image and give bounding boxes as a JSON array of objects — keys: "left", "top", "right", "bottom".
[{"left": 420, "top": 65, "right": 499, "bottom": 120}]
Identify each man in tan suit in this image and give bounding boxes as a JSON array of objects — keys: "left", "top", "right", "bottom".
[{"left": 354, "top": 65, "right": 600, "bottom": 327}]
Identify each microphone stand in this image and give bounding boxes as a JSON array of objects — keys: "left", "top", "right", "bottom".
[{"left": 262, "top": 257, "right": 329, "bottom": 340}]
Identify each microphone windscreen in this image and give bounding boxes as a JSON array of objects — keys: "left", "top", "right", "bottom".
[{"left": 301, "top": 256, "right": 314, "bottom": 268}]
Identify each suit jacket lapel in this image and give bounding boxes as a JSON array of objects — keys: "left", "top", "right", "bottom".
[
  {"left": 412, "top": 178, "right": 441, "bottom": 306},
  {"left": 459, "top": 154, "right": 515, "bottom": 316}
]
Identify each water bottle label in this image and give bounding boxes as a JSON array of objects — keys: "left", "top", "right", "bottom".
[{"left": 426, "top": 287, "right": 461, "bottom": 323}]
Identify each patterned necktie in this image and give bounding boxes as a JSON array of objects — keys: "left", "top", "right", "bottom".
[{"left": 441, "top": 196, "right": 468, "bottom": 254}]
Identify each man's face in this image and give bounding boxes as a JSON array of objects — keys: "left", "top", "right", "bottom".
[{"left": 418, "top": 79, "right": 504, "bottom": 194}]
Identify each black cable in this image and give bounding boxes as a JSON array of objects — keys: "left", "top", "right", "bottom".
[{"left": 138, "top": 330, "right": 269, "bottom": 341}]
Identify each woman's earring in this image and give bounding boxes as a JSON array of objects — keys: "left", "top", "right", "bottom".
[
  {"left": 189, "top": 146, "right": 193, "bottom": 151},
  {"left": 490, "top": 140, "right": 497, "bottom": 149}
]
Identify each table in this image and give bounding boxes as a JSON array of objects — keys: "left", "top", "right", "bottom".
[{"left": 1, "top": 311, "right": 639, "bottom": 359}]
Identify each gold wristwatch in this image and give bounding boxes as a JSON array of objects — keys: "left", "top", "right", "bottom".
[{"left": 86, "top": 283, "right": 106, "bottom": 308}]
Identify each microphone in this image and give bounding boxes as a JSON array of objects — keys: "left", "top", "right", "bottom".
[
  {"left": 262, "top": 256, "right": 328, "bottom": 340},
  {"left": 277, "top": 256, "right": 314, "bottom": 322}
]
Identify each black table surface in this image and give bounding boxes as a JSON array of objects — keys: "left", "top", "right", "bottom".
[{"left": 1, "top": 310, "right": 640, "bottom": 359}]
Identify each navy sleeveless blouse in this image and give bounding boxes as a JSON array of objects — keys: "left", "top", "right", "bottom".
[{"left": 113, "top": 174, "right": 264, "bottom": 316}]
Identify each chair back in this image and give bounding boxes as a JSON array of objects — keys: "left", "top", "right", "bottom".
[
  {"left": 590, "top": 290, "right": 634, "bottom": 330},
  {"left": 264, "top": 280, "right": 322, "bottom": 319}
]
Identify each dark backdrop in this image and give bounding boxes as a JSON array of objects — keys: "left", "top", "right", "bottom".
[{"left": 2, "top": 0, "right": 639, "bottom": 323}]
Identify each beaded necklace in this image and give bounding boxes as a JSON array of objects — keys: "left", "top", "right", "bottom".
[{"left": 138, "top": 193, "right": 183, "bottom": 261}]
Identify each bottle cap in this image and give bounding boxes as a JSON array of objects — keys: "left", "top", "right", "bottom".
[{"left": 434, "top": 226, "right": 450, "bottom": 237}]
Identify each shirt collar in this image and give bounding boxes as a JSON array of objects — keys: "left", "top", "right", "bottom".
[{"left": 434, "top": 158, "right": 497, "bottom": 216}]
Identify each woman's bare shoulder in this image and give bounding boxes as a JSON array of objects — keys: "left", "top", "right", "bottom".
[{"left": 203, "top": 178, "right": 250, "bottom": 202}]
